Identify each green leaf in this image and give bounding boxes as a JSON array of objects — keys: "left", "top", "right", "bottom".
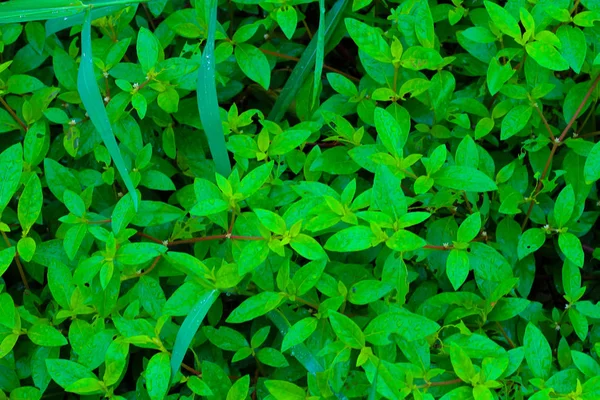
[
  {"left": 457, "top": 212, "right": 481, "bottom": 243},
  {"left": 487, "top": 57, "right": 515, "bottom": 96},
  {"left": 374, "top": 106, "right": 409, "bottom": 159},
  {"left": 290, "top": 234, "right": 327, "bottom": 261},
  {"left": 205, "top": 326, "right": 249, "bottom": 351},
  {"left": 501, "top": 105, "right": 532, "bottom": 140},
  {"left": 329, "top": 311, "right": 365, "bottom": 349},
  {"left": 556, "top": 25, "right": 586, "bottom": 74},
  {"left": 238, "top": 240, "right": 269, "bottom": 275},
  {"left": 554, "top": 184, "right": 575, "bottom": 227},
  {"left": 364, "top": 309, "right": 440, "bottom": 345},
  {"left": 432, "top": 166, "right": 497, "bottom": 192},
  {"left": 292, "top": 258, "right": 327, "bottom": 295},
  {"left": 131, "top": 201, "right": 185, "bottom": 226},
  {"left": 45, "top": 359, "right": 97, "bottom": 390},
  {"left": 27, "top": 323, "right": 67, "bottom": 347},
  {"left": 282, "top": 317, "right": 318, "bottom": 352},
  {"left": 198, "top": 0, "right": 231, "bottom": 177},
  {"left": 446, "top": 250, "right": 470, "bottom": 290},
  {"left": 137, "top": 27, "right": 160, "bottom": 74},
  {"left": 559, "top": 232, "right": 584, "bottom": 267},
  {"left": 18, "top": 173, "right": 42, "bottom": 235},
  {"left": 116, "top": 242, "right": 167, "bottom": 265},
  {"left": 400, "top": 46, "right": 443, "bottom": 70},
  {"left": 63, "top": 190, "right": 86, "bottom": 217},
  {"left": 584, "top": 141, "right": 600, "bottom": 184},
  {"left": 226, "top": 375, "right": 250, "bottom": 400},
  {"left": 145, "top": 352, "right": 170, "bottom": 400},
  {"left": 227, "top": 292, "right": 285, "bottom": 323},
  {"left": 518, "top": 228, "right": 546, "bottom": 259},
  {"left": 269, "top": 130, "right": 312, "bottom": 156},
  {"left": 525, "top": 41, "right": 569, "bottom": 71},
  {"left": 345, "top": 18, "right": 391, "bottom": 63},
  {"left": 276, "top": 6, "right": 297, "bottom": 40},
  {"left": 238, "top": 161, "right": 273, "bottom": 199},
  {"left": 103, "top": 339, "right": 129, "bottom": 386},
  {"left": 0, "top": 293, "right": 16, "bottom": 329},
  {"left": 255, "top": 208, "right": 286, "bottom": 235},
  {"left": 524, "top": 322, "right": 552, "bottom": 379},
  {"left": 386, "top": 229, "right": 426, "bottom": 252},
  {"left": 235, "top": 43, "right": 270, "bottom": 90},
  {"left": 325, "top": 226, "right": 376, "bottom": 252},
  {"left": 0, "top": 247, "right": 16, "bottom": 278},
  {"left": 78, "top": 10, "right": 138, "bottom": 210},
  {"left": 265, "top": 380, "right": 306, "bottom": 400},
  {"left": 170, "top": 289, "right": 219, "bottom": 376},
  {"left": 0, "top": 143, "right": 23, "bottom": 216},
  {"left": 257, "top": 347, "right": 289, "bottom": 367},
  {"left": 450, "top": 344, "right": 477, "bottom": 382},
  {"left": 484, "top": 1, "right": 521, "bottom": 39}
]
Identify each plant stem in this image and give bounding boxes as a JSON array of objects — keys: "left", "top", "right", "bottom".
[
  {"left": 417, "top": 378, "right": 462, "bottom": 389},
  {"left": 533, "top": 105, "right": 556, "bottom": 142},
  {"left": 0, "top": 96, "right": 27, "bottom": 132},
  {"left": 1, "top": 231, "right": 29, "bottom": 291},
  {"left": 259, "top": 48, "right": 360, "bottom": 82},
  {"left": 496, "top": 321, "right": 516, "bottom": 349},
  {"left": 522, "top": 74, "right": 600, "bottom": 229}
]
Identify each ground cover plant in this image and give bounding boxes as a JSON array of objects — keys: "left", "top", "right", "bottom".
[{"left": 2, "top": 0, "right": 600, "bottom": 398}]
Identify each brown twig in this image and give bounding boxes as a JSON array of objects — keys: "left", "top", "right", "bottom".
[
  {"left": 136, "top": 231, "right": 165, "bottom": 244},
  {"left": 259, "top": 48, "right": 360, "bottom": 82},
  {"left": 496, "top": 321, "right": 516, "bottom": 349},
  {"left": 136, "top": 256, "right": 161, "bottom": 277},
  {"left": 168, "top": 234, "right": 264, "bottom": 246},
  {"left": 141, "top": 3, "right": 157, "bottom": 31},
  {"left": 302, "top": 18, "right": 313, "bottom": 40},
  {"left": 0, "top": 96, "right": 27, "bottom": 132},
  {"left": 533, "top": 105, "right": 556, "bottom": 142},
  {"left": 522, "top": 74, "right": 600, "bottom": 230},
  {"left": 417, "top": 378, "right": 462, "bottom": 389},
  {"left": 1, "top": 231, "right": 29, "bottom": 291}
]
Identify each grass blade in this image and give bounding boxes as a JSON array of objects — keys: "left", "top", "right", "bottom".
[
  {"left": 197, "top": 0, "right": 232, "bottom": 177},
  {"left": 170, "top": 289, "right": 219, "bottom": 377},
  {"left": 312, "top": 0, "right": 326, "bottom": 109},
  {"left": 0, "top": 0, "right": 84, "bottom": 23},
  {"left": 77, "top": 9, "right": 139, "bottom": 210},
  {"left": 46, "top": 3, "right": 139, "bottom": 36},
  {"left": 268, "top": 0, "right": 349, "bottom": 122}
]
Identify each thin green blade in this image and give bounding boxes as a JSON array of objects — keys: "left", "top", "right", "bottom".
[
  {"left": 170, "top": 289, "right": 219, "bottom": 377},
  {"left": 0, "top": 0, "right": 84, "bottom": 24},
  {"left": 197, "top": 0, "right": 231, "bottom": 177},
  {"left": 311, "top": 0, "right": 326, "bottom": 109},
  {"left": 46, "top": 3, "right": 140, "bottom": 36},
  {"left": 268, "top": 0, "right": 349, "bottom": 122},
  {"left": 77, "top": 9, "right": 138, "bottom": 210}
]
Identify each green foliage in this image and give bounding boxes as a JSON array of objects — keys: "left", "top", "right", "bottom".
[{"left": 1, "top": 0, "right": 600, "bottom": 399}]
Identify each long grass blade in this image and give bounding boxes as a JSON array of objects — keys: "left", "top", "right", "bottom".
[
  {"left": 268, "top": 0, "right": 349, "bottom": 122},
  {"left": 170, "top": 289, "right": 219, "bottom": 377},
  {"left": 46, "top": 3, "right": 140, "bottom": 36},
  {"left": 0, "top": 0, "right": 140, "bottom": 24},
  {"left": 311, "top": 0, "right": 326, "bottom": 109},
  {"left": 77, "top": 9, "right": 139, "bottom": 210},
  {"left": 197, "top": 0, "right": 232, "bottom": 177}
]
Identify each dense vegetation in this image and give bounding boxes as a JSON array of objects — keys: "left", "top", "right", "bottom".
[{"left": 1, "top": 0, "right": 600, "bottom": 399}]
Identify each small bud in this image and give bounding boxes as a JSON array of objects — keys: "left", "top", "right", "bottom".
[
  {"left": 117, "top": 192, "right": 124, "bottom": 198},
  {"left": 85, "top": 112, "right": 89, "bottom": 118},
  {"left": 596, "top": 200, "right": 600, "bottom": 207},
  {"left": 104, "top": 96, "right": 110, "bottom": 103},
  {"left": 103, "top": 71, "right": 109, "bottom": 78},
  {"left": 264, "top": 33, "right": 269, "bottom": 40},
  {"left": 572, "top": 131, "right": 579, "bottom": 138},
  {"left": 554, "top": 137, "right": 560, "bottom": 143},
  {"left": 133, "top": 82, "right": 139, "bottom": 89},
  {"left": 565, "top": 303, "right": 571, "bottom": 310},
  {"left": 443, "top": 242, "right": 449, "bottom": 248},
  {"left": 482, "top": 231, "right": 487, "bottom": 237},
  {"left": 69, "top": 119, "right": 77, "bottom": 126},
  {"left": 162, "top": 240, "right": 169, "bottom": 246},
  {"left": 555, "top": 323, "right": 561, "bottom": 331}
]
